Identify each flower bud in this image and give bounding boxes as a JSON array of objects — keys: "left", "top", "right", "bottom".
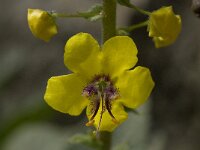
[
  {"left": 27, "top": 9, "right": 58, "bottom": 42},
  {"left": 148, "top": 6, "right": 181, "bottom": 48}
]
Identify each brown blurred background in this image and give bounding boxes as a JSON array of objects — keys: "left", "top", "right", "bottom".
[{"left": 0, "top": 0, "right": 200, "bottom": 150}]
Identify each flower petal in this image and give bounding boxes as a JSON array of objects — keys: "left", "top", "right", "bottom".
[
  {"left": 44, "top": 74, "right": 88, "bottom": 116},
  {"left": 116, "top": 66, "right": 154, "bottom": 109},
  {"left": 64, "top": 33, "right": 101, "bottom": 79},
  {"left": 102, "top": 36, "right": 138, "bottom": 78},
  {"left": 86, "top": 102, "right": 128, "bottom": 132}
]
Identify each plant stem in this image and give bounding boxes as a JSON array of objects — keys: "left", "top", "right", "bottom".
[
  {"left": 102, "top": 0, "right": 116, "bottom": 42},
  {"left": 128, "top": 3, "right": 151, "bottom": 15},
  {"left": 99, "top": 131, "right": 112, "bottom": 150},
  {"left": 119, "top": 20, "right": 149, "bottom": 32},
  {"left": 98, "top": 0, "right": 116, "bottom": 150},
  {"left": 52, "top": 13, "right": 81, "bottom": 18}
]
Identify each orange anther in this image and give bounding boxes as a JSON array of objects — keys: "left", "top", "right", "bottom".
[
  {"left": 85, "top": 120, "right": 95, "bottom": 126},
  {"left": 112, "top": 118, "right": 119, "bottom": 124}
]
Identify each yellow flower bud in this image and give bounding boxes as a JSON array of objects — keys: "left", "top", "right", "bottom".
[
  {"left": 148, "top": 6, "right": 181, "bottom": 48},
  {"left": 27, "top": 9, "right": 58, "bottom": 42}
]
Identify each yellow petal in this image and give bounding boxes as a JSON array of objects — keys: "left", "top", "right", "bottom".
[
  {"left": 27, "top": 9, "right": 58, "bottom": 42},
  {"left": 148, "top": 6, "right": 181, "bottom": 48},
  {"left": 86, "top": 101, "right": 128, "bottom": 132},
  {"left": 116, "top": 66, "right": 154, "bottom": 109},
  {"left": 102, "top": 36, "right": 138, "bottom": 78},
  {"left": 64, "top": 33, "right": 102, "bottom": 79},
  {"left": 44, "top": 74, "right": 88, "bottom": 116}
]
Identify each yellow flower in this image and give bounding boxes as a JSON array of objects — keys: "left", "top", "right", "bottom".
[
  {"left": 148, "top": 6, "right": 181, "bottom": 48},
  {"left": 44, "top": 33, "right": 154, "bottom": 132},
  {"left": 27, "top": 9, "right": 58, "bottom": 42}
]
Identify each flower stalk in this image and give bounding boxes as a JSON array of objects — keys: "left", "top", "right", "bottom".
[
  {"left": 51, "top": 13, "right": 81, "bottom": 18},
  {"left": 119, "top": 20, "right": 149, "bottom": 32},
  {"left": 102, "top": 0, "right": 116, "bottom": 42},
  {"left": 128, "top": 3, "right": 151, "bottom": 15}
]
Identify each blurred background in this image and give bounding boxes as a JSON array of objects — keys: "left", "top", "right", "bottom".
[{"left": 0, "top": 0, "right": 200, "bottom": 150}]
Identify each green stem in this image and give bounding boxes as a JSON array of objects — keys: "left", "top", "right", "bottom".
[
  {"left": 52, "top": 13, "right": 81, "bottom": 18},
  {"left": 102, "top": 0, "right": 116, "bottom": 42},
  {"left": 98, "top": 0, "right": 116, "bottom": 150},
  {"left": 99, "top": 131, "right": 112, "bottom": 150},
  {"left": 119, "top": 20, "right": 149, "bottom": 32},
  {"left": 128, "top": 3, "right": 151, "bottom": 15}
]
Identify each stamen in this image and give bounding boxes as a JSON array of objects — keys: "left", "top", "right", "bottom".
[
  {"left": 89, "top": 99, "right": 100, "bottom": 121},
  {"left": 82, "top": 74, "right": 120, "bottom": 132},
  {"left": 85, "top": 120, "right": 95, "bottom": 126},
  {"left": 86, "top": 96, "right": 100, "bottom": 127},
  {"left": 105, "top": 98, "right": 117, "bottom": 121},
  {"left": 112, "top": 118, "right": 119, "bottom": 124},
  {"left": 97, "top": 97, "right": 104, "bottom": 133}
]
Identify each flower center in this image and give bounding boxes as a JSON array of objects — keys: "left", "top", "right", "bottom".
[{"left": 82, "top": 74, "right": 119, "bottom": 130}]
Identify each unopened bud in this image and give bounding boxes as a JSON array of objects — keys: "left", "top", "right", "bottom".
[{"left": 27, "top": 9, "right": 58, "bottom": 42}]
